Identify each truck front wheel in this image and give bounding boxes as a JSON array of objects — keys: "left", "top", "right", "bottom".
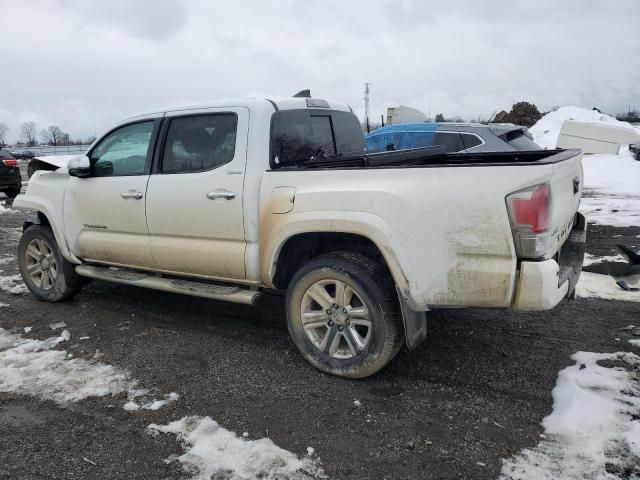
[
  {"left": 18, "top": 225, "right": 85, "bottom": 302},
  {"left": 285, "top": 252, "right": 403, "bottom": 379}
]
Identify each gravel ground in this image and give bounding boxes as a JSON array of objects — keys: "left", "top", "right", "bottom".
[{"left": 1, "top": 196, "right": 639, "bottom": 480}]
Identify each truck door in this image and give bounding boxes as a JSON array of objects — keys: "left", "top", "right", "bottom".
[
  {"left": 63, "top": 119, "right": 159, "bottom": 268},
  {"left": 145, "top": 107, "right": 248, "bottom": 280}
]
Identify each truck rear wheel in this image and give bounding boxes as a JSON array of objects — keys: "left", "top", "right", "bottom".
[
  {"left": 18, "top": 225, "right": 85, "bottom": 302},
  {"left": 285, "top": 252, "right": 403, "bottom": 379}
]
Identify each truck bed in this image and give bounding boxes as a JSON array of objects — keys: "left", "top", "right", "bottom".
[
  {"left": 275, "top": 147, "right": 580, "bottom": 170},
  {"left": 260, "top": 147, "right": 584, "bottom": 311}
]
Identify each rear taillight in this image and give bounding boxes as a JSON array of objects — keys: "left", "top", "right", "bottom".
[
  {"left": 507, "top": 183, "right": 553, "bottom": 258},
  {"left": 510, "top": 184, "right": 550, "bottom": 233},
  {"left": 2, "top": 159, "right": 18, "bottom": 167}
]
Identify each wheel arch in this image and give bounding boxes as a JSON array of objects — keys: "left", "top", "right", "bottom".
[
  {"left": 262, "top": 213, "right": 426, "bottom": 311},
  {"left": 17, "top": 198, "right": 79, "bottom": 264}
]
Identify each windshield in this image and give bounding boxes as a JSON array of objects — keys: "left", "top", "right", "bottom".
[{"left": 270, "top": 109, "right": 365, "bottom": 168}]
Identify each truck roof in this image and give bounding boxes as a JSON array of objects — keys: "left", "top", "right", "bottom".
[{"left": 121, "top": 97, "right": 353, "bottom": 123}]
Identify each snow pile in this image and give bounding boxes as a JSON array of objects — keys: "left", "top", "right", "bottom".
[
  {"left": 148, "top": 416, "right": 325, "bottom": 480},
  {"left": 580, "top": 149, "right": 640, "bottom": 227},
  {"left": 530, "top": 106, "right": 637, "bottom": 149},
  {"left": 0, "top": 201, "right": 16, "bottom": 214},
  {"left": 501, "top": 351, "right": 640, "bottom": 479},
  {"left": 0, "top": 274, "right": 28, "bottom": 295},
  {"left": 0, "top": 328, "right": 178, "bottom": 409},
  {"left": 576, "top": 272, "right": 640, "bottom": 302}
]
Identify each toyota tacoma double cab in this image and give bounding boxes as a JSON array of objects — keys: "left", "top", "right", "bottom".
[{"left": 13, "top": 94, "right": 586, "bottom": 378}]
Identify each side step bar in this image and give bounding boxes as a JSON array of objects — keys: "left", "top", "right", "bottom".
[{"left": 75, "top": 265, "right": 260, "bottom": 305}]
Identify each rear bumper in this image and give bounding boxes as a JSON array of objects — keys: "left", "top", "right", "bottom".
[{"left": 512, "top": 212, "right": 586, "bottom": 311}]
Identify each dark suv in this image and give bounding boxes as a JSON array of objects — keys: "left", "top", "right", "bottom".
[{"left": 0, "top": 149, "right": 22, "bottom": 198}]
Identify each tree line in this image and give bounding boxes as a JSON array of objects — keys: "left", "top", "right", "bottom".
[{"left": 0, "top": 121, "right": 96, "bottom": 148}]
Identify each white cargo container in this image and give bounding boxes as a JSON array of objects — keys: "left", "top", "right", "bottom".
[{"left": 556, "top": 120, "right": 640, "bottom": 154}]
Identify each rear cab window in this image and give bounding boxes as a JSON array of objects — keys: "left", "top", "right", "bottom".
[{"left": 270, "top": 109, "right": 365, "bottom": 168}]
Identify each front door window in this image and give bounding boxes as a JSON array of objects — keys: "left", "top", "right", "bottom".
[{"left": 90, "top": 121, "right": 154, "bottom": 177}]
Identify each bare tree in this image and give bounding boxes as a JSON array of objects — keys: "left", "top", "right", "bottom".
[
  {"left": 41, "top": 125, "right": 68, "bottom": 146},
  {"left": 20, "top": 121, "right": 38, "bottom": 147},
  {"left": 0, "top": 123, "right": 8, "bottom": 146}
]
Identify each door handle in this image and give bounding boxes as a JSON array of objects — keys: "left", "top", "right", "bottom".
[
  {"left": 206, "top": 190, "right": 236, "bottom": 200},
  {"left": 121, "top": 190, "right": 143, "bottom": 200}
]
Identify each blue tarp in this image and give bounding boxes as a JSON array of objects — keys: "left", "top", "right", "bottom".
[{"left": 366, "top": 123, "right": 440, "bottom": 152}]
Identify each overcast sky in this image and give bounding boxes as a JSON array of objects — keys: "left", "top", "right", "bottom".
[{"left": 1, "top": 0, "right": 639, "bottom": 143}]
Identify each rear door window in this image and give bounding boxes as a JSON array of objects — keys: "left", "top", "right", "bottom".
[
  {"left": 161, "top": 114, "right": 237, "bottom": 174},
  {"left": 433, "top": 132, "right": 464, "bottom": 152},
  {"left": 460, "top": 133, "right": 482, "bottom": 150}
]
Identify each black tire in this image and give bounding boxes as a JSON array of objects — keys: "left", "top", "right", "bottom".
[
  {"left": 5, "top": 186, "right": 20, "bottom": 198},
  {"left": 286, "top": 252, "right": 404, "bottom": 379},
  {"left": 18, "top": 225, "right": 85, "bottom": 302}
]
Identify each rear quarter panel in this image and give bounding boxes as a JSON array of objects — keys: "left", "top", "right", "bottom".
[{"left": 260, "top": 164, "right": 555, "bottom": 310}]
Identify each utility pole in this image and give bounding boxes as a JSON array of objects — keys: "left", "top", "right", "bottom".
[{"left": 364, "top": 82, "right": 371, "bottom": 133}]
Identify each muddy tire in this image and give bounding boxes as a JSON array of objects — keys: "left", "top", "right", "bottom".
[
  {"left": 286, "top": 252, "right": 403, "bottom": 379},
  {"left": 18, "top": 225, "right": 85, "bottom": 302}
]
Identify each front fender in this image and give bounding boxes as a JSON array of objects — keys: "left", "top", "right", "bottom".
[
  {"left": 13, "top": 193, "right": 79, "bottom": 264},
  {"left": 260, "top": 210, "right": 427, "bottom": 311}
]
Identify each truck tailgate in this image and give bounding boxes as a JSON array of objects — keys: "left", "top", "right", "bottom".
[{"left": 547, "top": 151, "right": 584, "bottom": 256}]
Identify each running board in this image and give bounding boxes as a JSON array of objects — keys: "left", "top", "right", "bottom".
[{"left": 75, "top": 265, "right": 260, "bottom": 305}]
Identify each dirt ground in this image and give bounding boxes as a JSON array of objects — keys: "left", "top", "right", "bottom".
[{"left": 1, "top": 194, "right": 639, "bottom": 480}]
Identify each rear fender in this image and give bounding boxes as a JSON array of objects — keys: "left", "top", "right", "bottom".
[{"left": 261, "top": 210, "right": 427, "bottom": 310}]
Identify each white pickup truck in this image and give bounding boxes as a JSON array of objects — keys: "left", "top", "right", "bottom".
[{"left": 14, "top": 95, "right": 586, "bottom": 378}]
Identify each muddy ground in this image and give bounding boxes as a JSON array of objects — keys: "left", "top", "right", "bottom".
[{"left": 0, "top": 193, "right": 639, "bottom": 480}]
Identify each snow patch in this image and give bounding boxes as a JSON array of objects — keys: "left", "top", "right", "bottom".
[
  {"left": 0, "top": 328, "right": 176, "bottom": 409},
  {"left": 576, "top": 272, "right": 640, "bottom": 302},
  {"left": 630, "top": 339, "right": 640, "bottom": 348},
  {"left": 501, "top": 351, "right": 640, "bottom": 479},
  {"left": 583, "top": 253, "right": 625, "bottom": 267},
  {"left": 147, "top": 416, "right": 325, "bottom": 480},
  {"left": 124, "top": 391, "right": 179, "bottom": 411},
  {"left": 0, "top": 202, "right": 16, "bottom": 214},
  {"left": 0, "top": 256, "right": 13, "bottom": 265},
  {"left": 0, "top": 275, "right": 28, "bottom": 295}
]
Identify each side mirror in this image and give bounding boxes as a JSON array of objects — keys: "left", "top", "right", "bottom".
[{"left": 68, "top": 156, "right": 91, "bottom": 178}]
